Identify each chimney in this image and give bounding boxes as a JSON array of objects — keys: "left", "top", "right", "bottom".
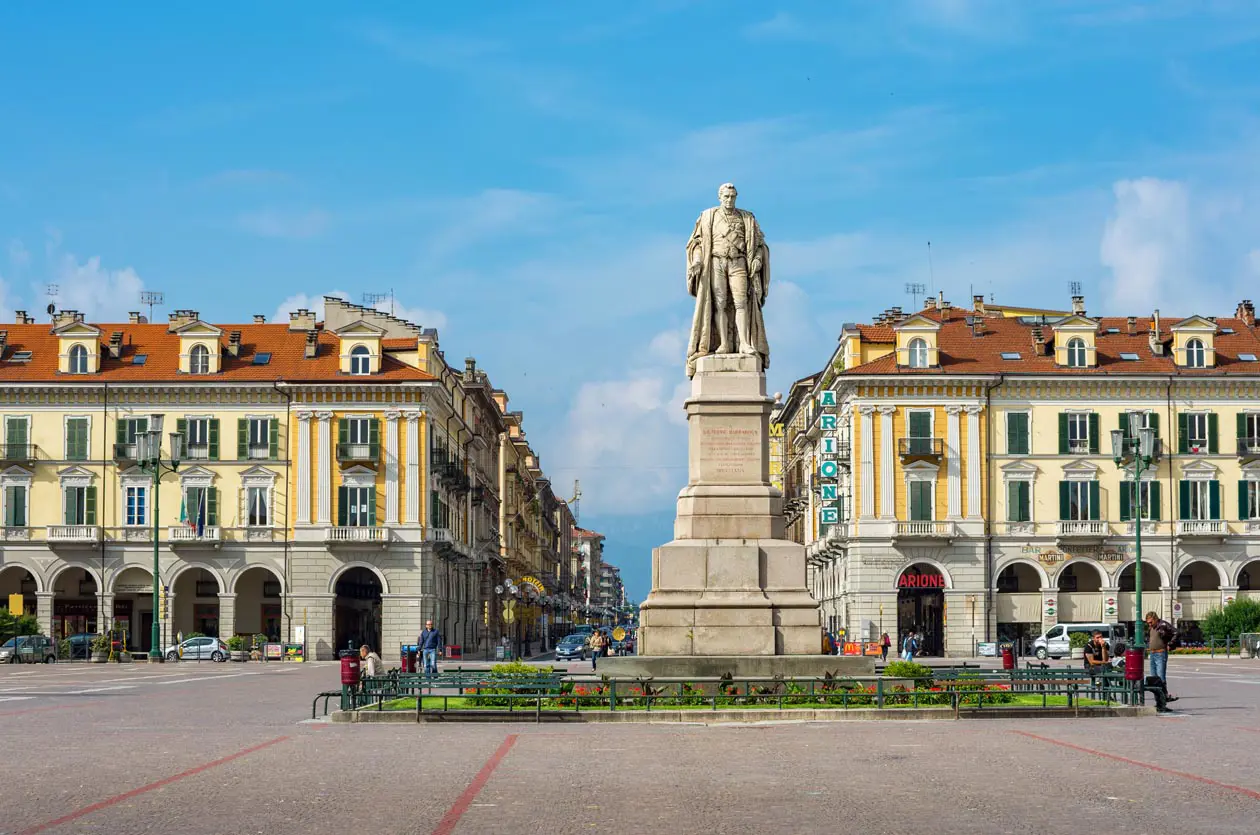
[
  {"left": 289, "top": 308, "right": 316, "bottom": 331},
  {"left": 934, "top": 294, "right": 945, "bottom": 311},
  {"left": 15, "top": 311, "right": 32, "bottom": 325},
  {"left": 108, "top": 331, "right": 123, "bottom": 359},
  {"left": 889, "top": 306, "right": 903, "bottom": 322},
  {"left": 0, "top": 331, "right": 7, "bottom": 358},
  {"left": 253, "top": 314, "right": 266, "bottom": 324},
  {"left": 1127, "top": 316, "right": 1137, "bottom": 336},
  {"left": 1031, "top": 327, "right": 1048, "bottom": 356},
  {"left": 227, "top": 330, "right": 242, "bottom": 358},
  {"left": 973, "top": 294, "right": 985, "bottom": 315},
  {"left": 465, "top": 357, "right": 477, "bottom": 378},
  {"left": 167, "top": 309, "right": 199, "bottom": 331},
  {"left": 304, "top": 329, "right": 318, "bottom": 358},
  {"left": 1071, "top": 295, "right": 1085, "bottom": 316},
  {"left": 128, "top": 311, "right": 142, "bottom": 324},
  {"left": 53, "top": 309, "right": 83, "bottom": 328},
  {"left": 1149, "top": 309, "right": 1164, "bottom": 356}
]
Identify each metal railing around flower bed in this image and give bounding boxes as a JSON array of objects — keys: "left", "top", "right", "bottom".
[{"left": 320, "top": 668, "right": 1143, "bottom": 720}]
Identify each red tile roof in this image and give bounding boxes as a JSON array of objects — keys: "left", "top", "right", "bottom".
[
  {"left": 843, "top": 315, "right": 1260, "bottom": 377},
  {"left": 0, "top": 323, "right": 435, "bottom": 383}
]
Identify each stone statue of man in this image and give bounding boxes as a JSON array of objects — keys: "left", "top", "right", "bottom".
[{"left": 685, "top": 183, "right": 771, "bottom": 377}]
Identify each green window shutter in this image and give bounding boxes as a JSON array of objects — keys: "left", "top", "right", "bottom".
[
  {"left": 1208, "top": 413, "right": 1219, "bottom": 454},
  {"left": 368, "top": 489, "right": 377, "bottom": 527},
  {"left": 1007, "top": 481, "right": 1018, "bottom": 522},
  {"left": 85, "top": 486, "right": 97, "bottom": 525},
  {"left": 1178, "top": 413, "right": 1189, "bottom": 454},
  {"left": 1209, "top": 480, "right": 1221, "bottom": 520},
  {"left": 176, "top": 418, "right": 187, "bottom": 440},
  {"left": 1119, "top": 481, "right": 1132, "bottom": 522},
  {"left": 1088, "top": 413, "right": 1100, "bottom": 454},
  {"left": 369, "top": 418, "right": 381, "bottom": 459},
  {"left": 337, "top": 486, "right": 348, "bottom": 526},
  {"left": 1008, "top": 413, "right": 1028, "bottom": 455},
  {"left": 1118, "top": 412, "right": 1130, "bottom": 439},
  {"left": 116, "top": 418, "right": 127, "bottom": 448},
  {"left": 208, "top": 419, "right": 220, "bottom": 459},
  {"left": 1239, "top": 413, "right": 1248, "bottom": 444},
  {"left": 338, "top": 417, "right": 348, "bottom": 446},
  {"left": 1240, "top": 480, "right": 1250, "bottom": 520},
  {"left": 237, "top": 418, "right": 248, "bottom": 459},
  {"left": 1088, "top": 481, "right": 1100, "bottom": 521},
  {"left": 1058, "top": 481, "right": 1070, "bottom": 520},
  {"left": 207, "top": 487, "right": 218, "bottom": 526},
  {"left": 1179, "top": 480, "right": 1190, "bottom": 519},
  {"left": 67, "top": 418, "right": 87, "bottom": 460},
  {"left": 909, "top": 411, "right": 930, "bottom": 438},
  {"left": 1148, "top": 412, "right": 1159, "bottom": 435},
  {"left": 269, "top": 418, "right": 279, "bottom": 459},
  {"left": 1058, "top": 413, "right": 1069, "bottom": 455},
  {"left": 1149, "top": 481, "right": 1161, "bottom": 521}
]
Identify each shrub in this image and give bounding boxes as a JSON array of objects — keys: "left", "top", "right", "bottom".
[
  {"left": 466, "top": 662, "right": 558, "bottom": 707},
  {"left": 1069, "top": 632, "right": 1091, "bottom": 650},
  {"left": 1200, "top": 599, "right": 1260, "bottom": 642},
  {"left": 253, "top": 634, "right": 268, "bottom": 649},
  {"left": 882, "top": 660, "right": 933, "bottom": 683},
  {"left": 90, "top": 634, "right": 111, "bottom": 652},
  {"left": 226, "top": 635, "right": 246, "bottom": 651},
  {"left": 58, "top": 639, "right": 72, "bottom": 659},
  {"left": 0, "top": 611, "right": 40, "bottom": 639}
]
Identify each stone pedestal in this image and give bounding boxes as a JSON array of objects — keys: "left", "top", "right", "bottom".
[{"left": 638, "top": 354, "right": 822, "bottom": 658}]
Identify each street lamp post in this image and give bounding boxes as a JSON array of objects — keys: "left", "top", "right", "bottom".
[
  {"left": 1111, "top": 421, "right": 1157, "bottom": 677},
  {"left": 137, "top": 414, "right": 184, "bottom": 662}
]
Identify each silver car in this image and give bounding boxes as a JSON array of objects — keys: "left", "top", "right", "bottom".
[
  {"left": 166, "top": 636, "right": 228, "bottom": 662},
  {"left": 1, "top": 635, "right": 57, "bottom": 664}
]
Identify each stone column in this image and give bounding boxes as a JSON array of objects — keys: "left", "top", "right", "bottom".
[
  {"left": 385, "top": 410, "right": 400, "bottom": 526},
  {"left": 946, "top": 405, "right": 962, "bottom": 519},
  {"left": 296, "top": 411, "right": 312, "bottom": 525},
  {"left": 859, "top": 406, "right": 875, "bottom": 518},
  {"left": 35, "top": 591, "right": 54, "bottom": 639},
  {"left": 218, "top": 593, "right": 237, "bottom": 639},
  {"left": 316, "top": 411, "right": 332, "bottom": 525},
  {"left": 165, "top": 593, "right": 176, "bottom": 647},
  {"left": 404, "top": 410, "right": 421, "bottom": 525},
  {"left": 966, "top": 406, "right": 983, "bottom": 519},
  {"left": 96, "top": 592, "right": 115, "bottom": 632},
  {"left": 288, "top": 593, "right": 336, "bottom": 659},
  {"left": 878, "top": 406, "right": 896, "bottom": 519}
]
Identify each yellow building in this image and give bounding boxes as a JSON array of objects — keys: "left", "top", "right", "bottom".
[
  {"left": 777, "top": 294, "right": 1260, "bottom": 656},
  {"left": 0, "top": 297, "right": 573, "bottom": 660}
]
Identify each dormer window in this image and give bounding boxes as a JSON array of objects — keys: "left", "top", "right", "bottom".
[
  {"left": 68, "top": 344, "right": 89, "bottom": 374},
  {"left": 907, "top": 338, "right": 928, "bottom": 369},
  {"left": 350, "top": 345, "right": 371, "bottom": 375},
  {"left": 1186, "top": 338, "right": 1206, "bottom": 369},
  {"left": 189, "top": 344, "right": 210, "bottom": 375},
  {"left": 1066, "top": 338, "right": 1087, "bottom": 368}
]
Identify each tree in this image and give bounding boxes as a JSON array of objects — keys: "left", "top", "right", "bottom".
[
  {"left": 1199, "top": 598, "right": 1260, "bottom": 642},
  {"left": 0, "top": 610, "right": 41, "bottom": 641}
]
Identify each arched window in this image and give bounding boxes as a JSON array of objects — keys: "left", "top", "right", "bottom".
[
  {"left": 1067, "top": 338, "right": 1087, "bottom": 368},
  {"left": 68, "top": 344, "right": 89, "bottom": 374},
  {"left": 189, "top": 344, "right": 210, "bottom": 375},
  {"left": 1186, "top": 338, "right": 1205, "bottom": 368},
  {"left": 907, "top": 338, "right": 929, "bottom": 369},
  {"left": 350, "top": 345, "right": 371, "bottom": 376}
]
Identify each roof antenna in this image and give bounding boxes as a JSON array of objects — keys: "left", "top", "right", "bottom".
[
  {"left": 905, "top": 282, "right": 925, "bottom": 310},
  {"left": 140, "top": 291, "right": 164, "bottom": 324}
]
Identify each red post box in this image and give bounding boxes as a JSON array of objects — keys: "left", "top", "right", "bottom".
[
  {"left": 340, "top": 654, "right": 361, "bottom": 686},
  {"left": 1124, "top": 648, "right": 1145, "bottom": 682},
  {"left": 1001, "top": 645, "right": 1015, "bottom": 670}
]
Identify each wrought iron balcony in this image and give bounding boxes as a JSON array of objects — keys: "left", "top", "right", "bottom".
[
  {"left": 1239, "top": 438, "right": 1260, "bottom": 462},
  {"left": 0, "top": 443, "right": 37, "bottom": 465},
  {"left": 898, "top": 438, "right": 943, "bottom": 461}
]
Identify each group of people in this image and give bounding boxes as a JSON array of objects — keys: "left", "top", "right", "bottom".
[{"left": 1081, "top": 611, "right": 1180, "bottom": 712}]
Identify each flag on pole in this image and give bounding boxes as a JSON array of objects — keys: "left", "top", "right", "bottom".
[
  {"left": 196, "top": 489, "right": 206, "bottom": 537},
  {"left": 179, "top": 493, "right": 190, "bottom": 528}
]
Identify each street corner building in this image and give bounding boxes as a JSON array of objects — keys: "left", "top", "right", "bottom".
[
  {"left": 0, "top": 297, "right": 589, "bottom": 660},
  {"left": 772, "top": 293, "right": 1260, "bottom": 656}
]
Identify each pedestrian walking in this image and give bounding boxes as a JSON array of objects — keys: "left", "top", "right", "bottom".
[
  {"left": 418, "top": 619, "right": 443, "bottom": 677},
  {"left": 880, "top": 632, "right": 891, "bottom": 662},
  {"left": 901, "top": 631, "right": 919, "bottom": 661},
  {"left": 589, "top": 629, "right": 608, "bottom": 671},
  {"left": 1144, "top": 611, "right": 1180, "bottom": 703}
]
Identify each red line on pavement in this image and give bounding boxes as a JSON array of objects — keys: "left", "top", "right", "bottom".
[
  {"left": 1011, "top": 731, "right": 1260, "bottom": 800},
  {"left": 16, "top": 735, "right": 290, "bottom": 835},
  {"left": 431, "top": 734, "right": 519, "bottom": 835}
]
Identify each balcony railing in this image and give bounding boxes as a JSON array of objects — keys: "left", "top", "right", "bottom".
[
  {"left": 1067, "top": 440, "right": 1091, "bottom": 455},
  {"left": 0, "top": 443, "right": 37, "bottom": 464},
  {"left": 1176, "top": 520, "right": 1225, "bottom": 537},
  {"left": 1056, "top": 520, "right": 1107, "bottom": 537},
  {"left": 169, "top": 525, "right": 221, "bottom": 544},
  {"left": 427, "top": 527, "right": 453, "bottom": 543},
  {"left": 326, "top": 526, "right": 387, "bottom": 543},
  {"left": 114, "top": 442, "right": 138, "bottom": 461},
  {"left": 336, "top": 443, "right": 377, "bottom": 463},
  {"left": 1, "top": 526, "right": 31, "bottom": 542},
  {"left": 894, "top": 521, "right": 955, "bottom": 539},
  {"left": 1239, "top": 438, "right": 1260, "bottom": 460},
  {"left": 47, "top": 525, "right": 100, "bottom": 544},
  {"left": 898, "top": 438, "right": 944, "bottom": 460},
  {"left": 247, "top": 444, "right": 270, "bottom": 460}
]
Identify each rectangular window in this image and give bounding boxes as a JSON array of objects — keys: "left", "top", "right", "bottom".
[
  {"left": 1121, "top": 481, "right": 1157, "bottom": 521},
  {"left": 246, "top": 486, "right": 270, "bottom": 527},
  {"left": 1065, "top": 481, "right": 1092, "bottom": 521},
  {"left": 1243, "top": 414, "right": 1260, "bottom": 453},
  {"left": 347, "top": 417, "right": 370, "bottom": 445},
  {"left": 183, "top": 486, "right": 217, "bottom": 528},
  {"left": 1067, "top": 414, "right": 1090, "bottom": 455},
  {"left": 66, "top": 417, "right": 89, "bottom": 461},
  {"left": 1006, "top": 480, "right": 1030, "bottom": 523},
  {"left": 5, "top": 416, "right": 29, "bottom": 453},
  {"left": 125, "top": 486, "right": 147, "bottom": 526},
  {"left": 117, "top": 417, "right": 148, "bottom": 458},
  {"left": 345, "top": 486, "right": 372, "bottom": 527},
  {"left": 908, "top": 480, "right": 933, "bottom": 521},
  {"left": 906, "top": 410, "right": 932, "bottom": 455},
  {"left": 64, "top": 485, "right": 96, "bottom": 526},
  {"left": 186, "top": 418, "right": 210, "bottom": 459},
  {"left": 1180, "top": 479, "right": 1220, "bottom": 521},
  {"left": 1186, "top": 414, "right": 1208, "bottom": 452},
  {"left": 1007, "top": 413, "right": 1030, "bottom": 455},
  {"left": 1246, "top": 481, "right": 1260, "bottom": 521},
  {"left": 4, "top": 484, "right": 27, "bottom": 527},
  {"left": 248, "top": 418, "right": 270, "bottom": 459}
]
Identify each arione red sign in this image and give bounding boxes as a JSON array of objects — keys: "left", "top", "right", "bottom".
[{"left": 897, "top": 573, "right": 945, "bottom": 589}]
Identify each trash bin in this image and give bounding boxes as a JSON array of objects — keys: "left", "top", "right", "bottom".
[
  {"left": 1123, "top": 647, "right": 1145, "bottom": 682},
  {"left": 445, "top": 645, "right": 462, "bottom": 660},
  {"left": 400, "top": 645, "right": 417, "bottom": 673},
  {"left": 340, "top": 654, "right": 361, "bottom": 686},
  {"left": 1001, "top": 645, "right": 1015, "bottom": 670}
]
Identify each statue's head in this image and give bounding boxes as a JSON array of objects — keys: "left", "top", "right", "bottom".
[{"left": 718, "top": 183, "right": 737, "bottom": 209}]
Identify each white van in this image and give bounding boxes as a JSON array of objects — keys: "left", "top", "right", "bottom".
[{"left": 1033, "top": 622, "right": 1128, "bottom": 660}]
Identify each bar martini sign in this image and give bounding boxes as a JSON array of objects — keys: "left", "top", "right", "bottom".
[{"left": 817, "top": 390, "right": 840, "bottom": 534}]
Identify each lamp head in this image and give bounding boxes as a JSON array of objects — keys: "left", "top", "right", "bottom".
[
  {"left": 1138, "top": 426, "right": 1156, "bottom": 459},
  {"left": 1110, "top": 429, "right": 1125, "bottom": 464},
  {"left": 150, "top": 414, "right": 165, "bottom": 436}
]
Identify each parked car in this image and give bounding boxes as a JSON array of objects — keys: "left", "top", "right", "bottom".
[
  {"left": 1, "top": 635, "right": 57, "bottom": 664},
  {"left": 1033, "top": 622, "right": 1127, "bottom": 660},
  {"left": 166, "top": 636, "right": 229, "bottom": 662},
  {"left": 555, "top": 633, "right": 588, "bottom": 661},
  {"left": 65, "top": 633, "right": 100, "bottom": 660}
]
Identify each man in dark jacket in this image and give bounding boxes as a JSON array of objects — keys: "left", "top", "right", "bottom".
[
  {"left": 418, "top": 620, "right": 442, "bottom": 676},
  {"left": 1144, "top": 611, "right": 1179, "bottom": 703}
]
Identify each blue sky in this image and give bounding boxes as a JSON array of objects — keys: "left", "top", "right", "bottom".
[{"left": 2, "top": 1, "right": 1259, "bottom": 602}]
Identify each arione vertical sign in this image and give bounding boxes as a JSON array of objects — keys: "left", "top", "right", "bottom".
[{"left": 816, "top": 391, "right": 839, "bottom": 534}]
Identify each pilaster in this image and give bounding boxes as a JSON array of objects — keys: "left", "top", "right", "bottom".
[
  {"left": 385, "top": 410, "right": 400, "bottom": 526},
  {"left": 878, "top": 406, "right": 895, "bottom": 519},
  {"left": 316, "top": 411, "right": 332, "bottom": 525},
  {"left": 404, "top": 410, "right": 421, "bottom": 525},
  {"left": 35, "top": 591, "right": 54, "bottom": 638},
  {"left": 296, "top": 410, "right": 312, "bottom": 525},
  {"left": 946, "top": 405, "right": 962, "bottom": 519},
  {"left": 965, "top": 406, "right": 982, "bottom": 519},
  {"left": 218, "top": 593, "right": 237, "bottom": 638},
  {"left": 859, "top": 406, "right": 875, "bottom": 519}
]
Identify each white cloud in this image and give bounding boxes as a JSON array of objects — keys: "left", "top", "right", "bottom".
[
  {"left": 238, "top": 208, "right": 330, "bottom": 240},
  {"left": 1101, "top": 178, "right": 1194, "bottom": 313},
  {"left": 376, "top": 301, "right": 447, "bottom": 333},
  {"left": 270, "top": 290, "right": 347, "bottom": 326},
  {"left": 39, "top": 251, "right": 146, "bottom": 322}
]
